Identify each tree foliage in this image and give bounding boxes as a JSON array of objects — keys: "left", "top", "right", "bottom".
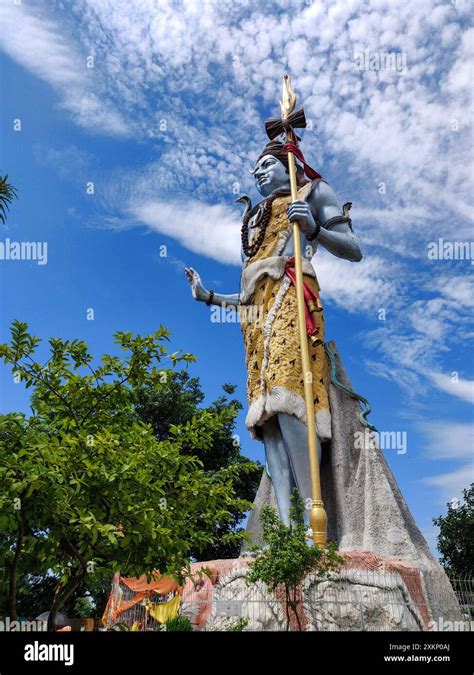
[
  {"left": 0, "top": 174, "right": 18, "bottom": 224},
  {"left": 135, "top": 372, "right": 261, "bottom": 560},
  {"left": 433, "top": 484, "right": 473, "bottom": 578},
  {"left": 0, "top": 321, "right": 257, "bottom": 629},
  {"left": 247, "top": 498, "right": 344, "bottom": 631}
]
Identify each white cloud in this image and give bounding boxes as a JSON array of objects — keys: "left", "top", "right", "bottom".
[
  {"left": 0, "top": 2, "right": 86, "bottom": 89},
  {"left": 423, "top": 464, "right": 473, "bottom": 505},
  {"left": 0, "top": 1, "right": 129, "bottom": 136},
  {"left": 439, "top": 275, "right": 474, "bottom": 310},
  {"left": 419, "top": 421, "right": 474, "bottom": 460},
  {"left": 315, "top": 249, "right": 395, "bottom": 312},
  {"left": 131, "top": 200, "right": 242, "bottom": 266},
  {"left": 365, "top": 322, "right": 474, "bottom": 403},
  {"left": 418, "top": 420, "right": 473, "bottom": 507},
  {"left": 4, "top": 0, "right": 470, "bottom": 228},
  {"left": 3, "top": 0, "right": 471, "bottom": 240},
  {"left": 425, "top": 371, "right": 474, "bottom": 405}
]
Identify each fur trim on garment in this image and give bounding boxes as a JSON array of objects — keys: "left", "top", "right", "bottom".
[{"left": 245, "top": 385, "right": 332, "bottom": 442}]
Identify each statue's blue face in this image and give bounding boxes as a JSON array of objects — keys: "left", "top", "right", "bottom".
[{"left": 252, "top": 154, "right": 289, "bottom": 197}]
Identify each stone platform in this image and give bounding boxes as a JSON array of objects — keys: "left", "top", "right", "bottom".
[{"left": 181, "top": 551, "right": 447, "bottom": 631}]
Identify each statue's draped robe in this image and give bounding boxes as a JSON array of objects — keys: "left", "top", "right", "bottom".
[{"left": 240, "top": 180, "right": 332, "bottom": 441}]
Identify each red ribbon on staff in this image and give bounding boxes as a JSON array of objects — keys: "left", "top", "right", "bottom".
[
  {"left": 283, "top": 142, "right": 322, "bottom": 180},
  {"left": 284, "top": 257, "right": 322, "bottom": 340}
]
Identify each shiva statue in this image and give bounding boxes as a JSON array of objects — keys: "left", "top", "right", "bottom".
[{"left": 185, "top": 139, "right": 362, "bottom": 527}]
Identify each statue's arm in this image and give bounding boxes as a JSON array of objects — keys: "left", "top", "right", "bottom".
[
  {"left": 309, "top": 181, "right": 363, "bottom": 262},
  {"left": 288, "top": 181, "right": 363, "bottom": 262},
  {"left": 207, "top": 291, "right": 241, "bottom": 307},
  {"left": 184, "top": 267, "right": 241, "bottom": 307}
]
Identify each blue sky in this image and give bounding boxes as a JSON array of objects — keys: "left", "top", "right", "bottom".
[{"left": 0, "top": 0, "right": 473, "bottom": 556}]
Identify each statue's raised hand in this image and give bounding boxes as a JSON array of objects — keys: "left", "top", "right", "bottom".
[
  {"left": 287, "top": 200, "right": 317, "bottom": 238},
  {"left": 185, "top": 266, "right": 209, "bottom": 302}
]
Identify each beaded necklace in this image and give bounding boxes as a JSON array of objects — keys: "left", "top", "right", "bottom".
[{"left": 241, "top": 192, "right": 287, "bottom": 258}]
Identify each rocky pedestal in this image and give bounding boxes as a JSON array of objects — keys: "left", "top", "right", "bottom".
[{"left": 181, "top": 551, "right": 457, "bottom": 631}]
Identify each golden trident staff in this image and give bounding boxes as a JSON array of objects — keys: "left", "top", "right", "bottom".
[{"left": 265, "top": 75, "right": 327, "bottom": 545}]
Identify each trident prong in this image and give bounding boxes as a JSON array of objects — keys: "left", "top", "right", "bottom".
[{"left": 279, "top": 73, "right": 297, "bottom": 120}]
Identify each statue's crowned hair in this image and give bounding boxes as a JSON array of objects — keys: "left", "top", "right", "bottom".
[{"left": 255, "top": 140, "right": 316, "bottom": 187}]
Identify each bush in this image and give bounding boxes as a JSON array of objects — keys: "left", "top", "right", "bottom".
[{"left": 162, "top": 615, "right": 193, "bottom": 631}]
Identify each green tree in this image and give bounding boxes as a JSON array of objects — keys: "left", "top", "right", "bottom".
[
  {"left": 71, "top": 596, "right": 94, "bottom": 619},
  {"left": 0, "top": 174, "right": 18, "bottom": 223},
  {"left": 0, "top": 567, "right": 111, "bottom": 621},
  {"left": 433, "top": 484, "right": 473, "bottom": 578},
  {"left": 0, "top": 533, "right": 60, "bottom": 620},
  {"left": 63, "top": 576, "right": 110, "bottom": 619},
  {"left": 0, "top": 373, "right": 260, "bottom": 619},
  {"left": 247, "top": 498, "right": 344, "bottom": 631},
  {"left": 136, "top": 372, "right": 261, "bottom": 559},
  {"left": 0, "top": 321, "right": 256, "bottom": 629}
]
